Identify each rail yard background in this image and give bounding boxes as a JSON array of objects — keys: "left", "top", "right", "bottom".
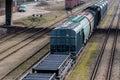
[{"left": 0, "top": 0, "right": 120, "bottom": 80}]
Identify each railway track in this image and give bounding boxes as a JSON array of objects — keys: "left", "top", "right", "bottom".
[
  {"left": 0, "top": 28, "right": 50, "bottom": 61},
  {"left": 90, "top": 0, "right": 120, "bottom": 80},
  {"left": 0, "top": 0, "right": 101, "bottom": 80},
  {"left": 1, "top": 42, "right": 50, "bottom": 80},
  {"left": 106, "top": 3, "right": 120, "bottom": 80},
  {"left": 0, "top": 21, "right": 35, "bottom": 39}
]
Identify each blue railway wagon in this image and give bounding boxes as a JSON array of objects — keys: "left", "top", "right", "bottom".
[
  {"left": 50, "top": 22, "right": 82, "bottom": 56},
  {"left": 32, "top": 54, "right": 72, "bottom": 79},
  {"left": 21, "top": 73, "right": 55, "bottom": 80},
  {"left": 51, "top": 15, "right": 90, "bottom": 58},
  {"left": 83, "top": 0, "right": 108, "bottom": 27}
]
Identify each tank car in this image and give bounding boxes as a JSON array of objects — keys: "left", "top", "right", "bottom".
[
  {"left": 83, "top": 5, "right": 101, "bottom": 27},
  {"left": 83, "top": 0, "right": 108, "bottom": 27}
]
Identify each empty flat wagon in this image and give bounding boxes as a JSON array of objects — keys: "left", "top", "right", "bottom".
[
  {"left": 21, "top": 73, "right": 55, "bottom": 80},
  {"left": 32, "top": 54, "right": 73, "bottom": 79}
]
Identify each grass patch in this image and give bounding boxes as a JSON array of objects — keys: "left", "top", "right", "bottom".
[
  {"left": 13, "top": 10, "right": 65, "bottom": 26},
  {"left": 13, "top": 16, "right": 46, "bottom": 26},
  {"left": 70, "top": 40, "right": 98, "bottom": 80}
]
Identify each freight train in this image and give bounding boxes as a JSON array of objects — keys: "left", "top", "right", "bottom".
[
  {"left": 21, "top": 0, "right": 108, "bottom": 80},
  {"left": 65, "top": 0, "right": 81, "bottom": 10}
]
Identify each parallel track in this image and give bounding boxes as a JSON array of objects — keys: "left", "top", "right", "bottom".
[
  {"left": 90, "top": 0, "right": 120, "bottom": 80},
  {"left": 0, "top": 28, "right": 51, "bottom": 61},
  {"left": 1, "top": 43, "right": 50, "bottom": 80},
  {"left": 0, "top": 22, "right": 35, "bottom": 39},
  {"left": 106, "top": 2, "right": 120, "bottom": 80}
]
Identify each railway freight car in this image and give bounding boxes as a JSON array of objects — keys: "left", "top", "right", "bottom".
[
  {"left": 95, "top": 0, "right": 108, "bottom": 18},
  {"left": 21, "top": 0, "right": 108, "bottom": 80},
  {"left": 32, "top": 54, "right": 72, "bottom": 79},
  {"left": 83, "top": 0, "right": 108, "bottom": 27},
  {"left": 51, "top": 15, "right": 91, "bottom": 59},
  {"left": 22, "top": 73, "right": 56, "bottom": 80},
  {"left": 65, "top": 0, "right": 81, "bottom": 10}
]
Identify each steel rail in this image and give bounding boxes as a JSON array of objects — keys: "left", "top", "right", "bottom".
[
  {"left": 106, "top": 1, "right": 120, "bottom": 80},
  {"left": 90, "top": 1, "right": 120, "bottom": 80}
]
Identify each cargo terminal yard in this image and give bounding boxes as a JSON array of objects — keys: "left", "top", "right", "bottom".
[{"left": 0, "top": 0, "right": 120, "bottom": 80}]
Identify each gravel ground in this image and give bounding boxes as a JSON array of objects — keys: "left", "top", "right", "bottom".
[
  {"left": 0, "top": 31, "right": 34, "bottom": 53},
  {"left": 111, "top": 32, "right": 120, "bottom": 80},
  {"left": 111, "top": 33, "right": 120, "bottom": 80},
  {"left": 0, "top": 36, "right": 49, "bottom": 79}
]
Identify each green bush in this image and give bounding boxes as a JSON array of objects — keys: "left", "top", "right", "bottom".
[{"left": 28, "top": 16, "right": 42, "bottom": 22}]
